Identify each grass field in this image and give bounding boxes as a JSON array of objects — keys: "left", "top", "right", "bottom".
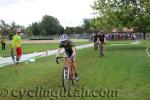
[{"left": 0, "top": 40, "right": 150, "bottom": 100}]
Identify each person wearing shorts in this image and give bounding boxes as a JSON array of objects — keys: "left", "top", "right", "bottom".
[
  {"left": 56, "top": 34, "right": 79, "bottom": 81},
  {"left": 12, "top": 28, "right": 22, "bottom": 65}
]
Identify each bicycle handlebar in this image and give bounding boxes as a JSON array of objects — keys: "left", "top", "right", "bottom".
[
  {"left": 56, "top": 57, "right": 67, "bottom": 64},
  {"left": 56, "top": 57, "right": 67, "bottom": 59},
  {"left": 56, "top": 56, "right": 73, "bottom": 64}
]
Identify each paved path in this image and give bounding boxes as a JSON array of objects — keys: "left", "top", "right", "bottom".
[{"left": 0, "top": 44, "right": 93, "bottom": 68}]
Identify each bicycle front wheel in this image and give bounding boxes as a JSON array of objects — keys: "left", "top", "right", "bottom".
[{"left": 62, "top": 66, "right": 74, "bottom": 91}]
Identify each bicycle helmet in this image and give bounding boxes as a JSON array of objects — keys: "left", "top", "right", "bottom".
[{"left": 60, "top": 34, "right": 69, "bottom": 42}]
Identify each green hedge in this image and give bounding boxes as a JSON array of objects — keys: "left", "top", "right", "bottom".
[{"left": 30, "top": 37, "right": 54, "bottom": 40}]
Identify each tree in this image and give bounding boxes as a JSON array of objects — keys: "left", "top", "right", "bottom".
[
  {"left": 0, "top": 20, "right": 24, "bottom": 40},
  {"left": 82, "top": 19, "right": 92, "bottom": 33},
  {"left": 9, "top": 21, "right": 24, "bottom": 34},
  {"left": 25, "top": 15, "right": 64, "bottom": 36},
  {"left": 131, "top": 0, "right": 150, "bottom": 39},
  {"left": 30, "top": 22, "right": 41, "bottom": 36},
  {"left": 91, "top": 0, "right": 119, "bottom": 33},
  {"left": 25, "top": 26, "right": 33, "bottom": 36},
  {"left": 0, "top": 19, "right": 10, "bottom": 36},
  {"left": 74, "top": 26, "right": 84, "bottom": 34},
  {"left": 64, "top": 27, "right": 73, "bottom": 34},
  {"left": 92, "top": 0, "right": 150, "bottom": 39},
  {"left": 41, "top": 15, "right": 63, "bottom": 35},
  {"left": 64, "top": 26, "right": 84, "bottom": 34}
]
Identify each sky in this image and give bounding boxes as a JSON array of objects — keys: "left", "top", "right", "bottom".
[{"left": 0, "top": 0, "right": 95, "bottom": 27}]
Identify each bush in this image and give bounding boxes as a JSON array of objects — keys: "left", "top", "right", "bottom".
[{"left": 30, "top": 37, "right": 54, "bottom": 40}]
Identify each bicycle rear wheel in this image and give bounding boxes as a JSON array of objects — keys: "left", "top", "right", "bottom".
[{"left": 62, "top": 66, "right": 74, "bottom": 91}]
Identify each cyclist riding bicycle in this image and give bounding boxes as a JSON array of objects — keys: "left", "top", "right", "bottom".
[
  {"left": 93, "top": 33, "right": 98, "bottom": 50},
  {"left": 97, "top": 32, "right": 105, "bottom": 57},
  {"left": 56, "top": 34, "right": 79, "bottom": 81}
]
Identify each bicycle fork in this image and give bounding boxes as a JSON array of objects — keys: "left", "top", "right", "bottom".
[{"left": 64, "top": 66, "right": 69, "bottom": 79}]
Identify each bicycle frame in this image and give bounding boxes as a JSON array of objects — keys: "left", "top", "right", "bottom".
[
  {"left": 56, "top": 57, "right": 75, "bottom": 91},
  {"left": 56, "top": 57, "right": 74, "bottom": 80}
]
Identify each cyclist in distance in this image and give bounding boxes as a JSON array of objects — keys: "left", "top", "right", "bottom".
[
  {"left": 93, "top": 33, "right": 98, "bottom": 50},
  {"left": 97, "top": 32, "right": 105, "bottom": 57}
]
